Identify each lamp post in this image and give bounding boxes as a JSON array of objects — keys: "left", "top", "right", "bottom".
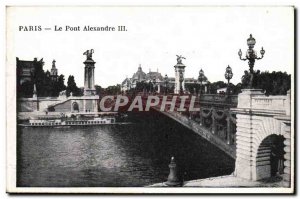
[
  {"left": 149, "top": 80, "right": 152, "bottom": 93},
  {"left": 238, "top": 34, "right": 265, "bottom": 88},
  {"left": 164, "top": 74, "right": 169, "bottom": 95},
  {"left": 153, "top": 78, "right": 156, "bottom": 94},
  {"left": 143, "top": 82, "right": 146, "bottom": 96},
  {"left": 225, "top": 65, "right": 233, "bottom": 145},
  {"left": 224, "top": 65, "right": 233, "bottom": 95},
  {"left": 198, "top": 69, "right": 206, "bottom": 95}
]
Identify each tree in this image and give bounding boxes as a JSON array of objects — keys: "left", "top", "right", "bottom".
[
  {"left": 232, "top": 83, "right": 242, "bottom": 95},
  {"left": 19, "top": 81, "right": 33, "bottom": 98},
  {"left": 32, "top": 59, "right": 48, "bottom": 96},
  {"left": 66, "top": 75, "right": 81, "bottom": 96},
  {"left": 18, "top": 58, "right": 48, "bottom": 97},
  {"left": 53, "top": 74, "right": 67, "bottom": 96},
  {"left": 95, "top": 85, "right": 105, "bottom": 96},
  {"left": 185, "top": 83, "right": 199, "bottom": 94},
  {"left": 241, "top": 70, "right": 291, "bottom": 95},
  {"left": 207, "top": 81, "right": 227, "bottom": 94},
  {"left": 105, "top": 84, "right": 121, "bottom": 95},
  {"left": 135, "top": 82, "right": 148, "bottom": 92}
]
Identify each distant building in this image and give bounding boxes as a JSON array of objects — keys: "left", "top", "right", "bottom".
[
  {"left": 17, "top": 57, "right": 59, "bottom": 86},
  {"left": 145, "top": 70, "right": 163, "bottom": 83},
  {"left": 121, "top": 64, "right": 205, "bottom": 93},
  {"left": 16, "top": 57, "right": 44, "bottom": 85},
  {"left": 50, "top": 60, "right": 58, "bottom": 81},
  {"left": 121, "top": 77, "right": 131, "bottom": 92},
  {"left": 131, "top": 64, "right": 147, "bottom": 87},
  {"left": 121, "top": 65, "right": 164, "bottom": 92},
  {"left": 217, "top": 87, "right": 227, "bottom": 94}
]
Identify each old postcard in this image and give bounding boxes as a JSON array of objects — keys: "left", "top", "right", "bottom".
[{"left": 6, "top": 6, "right": 294, "bottom": 194}]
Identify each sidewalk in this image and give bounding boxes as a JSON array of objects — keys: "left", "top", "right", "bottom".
[{"left": 149, "top": 174, "right": 285, "bottom": 187}]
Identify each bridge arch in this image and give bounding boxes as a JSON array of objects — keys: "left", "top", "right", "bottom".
[
  {"left": 251, "top": 117, "right": 283, "bottom": 157},
  {"left": 255, "top": 134, "right": 284, "bottom": 180}
]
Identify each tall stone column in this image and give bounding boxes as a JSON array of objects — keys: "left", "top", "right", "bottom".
[
  {"left": 83, "top": 58, "right": 96, "bottom": 96},
  {"left": 84, "top": 67, "right": 88, "bottom": 88},
  {"left": 174, "top": 55, "right": 186, "bottom": 94},
  {"left": 81, "top": 49, "right": 100, "bottom": 114},
  {"left": 92, "top": 66, "right": 95, "bottom": 90}
]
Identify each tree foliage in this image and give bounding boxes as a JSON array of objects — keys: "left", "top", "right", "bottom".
[
  {"left": 184, "top": 70, "right": 291, "bottom": 96},
  {"left": 241, "top": 70, "right": 291, "bottom": 95},
  {"left": 207, "top": 81, "right": 227, "bottom": 94},
  {"left": 95, "top": 85, "right": 105, "bottom": 96},
  {"left": 66, "top": 75, "right": 82, "bottom": 96},
  {"left": 17, "top": 60, "right": 80, "bottom": 98},
  {"left": 185, "top": 83, "right": 200, "bottom": 94},
  {"left": 105, "top": 84, "right": 121, "bottom": 95},
  {"left": 95, "top": 84, "right": 121, "bottom": 95}
]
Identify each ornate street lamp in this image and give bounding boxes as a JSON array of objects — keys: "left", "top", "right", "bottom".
[
  {"left": 198, "top": 69, "right": 206, "bottom": 95},
  {"left": 164, "top": 74, "right": 169, "bottom": 95},
  {"left": 224, "top": 65, "right": 233, "bottom": 95},
  {"left": 238, "top": 34, "right": 265, "bottom": 88},
  {"left": 153, "top": 78, "right": 156, "bottom": 93},
  {"left": 149, "top": 80, "right": 152, "bottom": 93}
]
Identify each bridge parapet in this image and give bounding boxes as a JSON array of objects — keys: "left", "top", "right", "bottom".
[
  {"left": 200, "top": 94, "right": 238, "bottom": 107},
  {"left": 237, "top": 89, "right": 291, "bottom": 115},
  {"left": 252, "top": 92, "right": 291, "bottom": 116},
  {"left": 252, "top": 96, "right": 287, "bottom": 111}
]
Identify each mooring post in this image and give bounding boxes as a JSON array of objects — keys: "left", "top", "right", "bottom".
[{"left": 165, "top": 156, "right": 182, "bottom": 186}]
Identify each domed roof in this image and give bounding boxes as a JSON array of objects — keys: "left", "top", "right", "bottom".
[{"left": 132, "top": 65, "right": 146, "bottom": 81}]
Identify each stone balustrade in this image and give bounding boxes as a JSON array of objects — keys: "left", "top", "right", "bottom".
[
  {"left": 251, "top": 96, "right": 288, "bottom": 113},
  {"left": 200, "top": 94, "right": 238, "bottom": 107}
]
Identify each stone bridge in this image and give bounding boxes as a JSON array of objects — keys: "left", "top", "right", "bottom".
[{"left": 142, "top": 89, "right": 291, "bottom": 186}]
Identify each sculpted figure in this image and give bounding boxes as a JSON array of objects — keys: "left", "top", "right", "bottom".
[
  {"left": 59, "top": 90, "right": 67, "bottom": 96},
  {"left": 83, "top": 49, "right": 94, "bottom": 60},
  {"left": 176, "top": 55, "right": 186, "bottom": 64}
]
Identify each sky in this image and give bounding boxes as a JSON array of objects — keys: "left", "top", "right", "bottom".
[{"left": 7, "top": 6, "right": 294, "bottom": 88}]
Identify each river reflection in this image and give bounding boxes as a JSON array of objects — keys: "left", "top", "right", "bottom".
[{"left": 17, "top": 111, "right": 234, "bottom": 187}]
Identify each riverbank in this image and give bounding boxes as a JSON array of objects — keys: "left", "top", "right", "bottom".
[{"left": 149, "top": 174, "right": 286, "bottom": 187}]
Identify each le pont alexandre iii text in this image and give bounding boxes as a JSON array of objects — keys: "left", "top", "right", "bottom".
[{"left": 18, "top": 25, "right": 127, "bottom": 32}]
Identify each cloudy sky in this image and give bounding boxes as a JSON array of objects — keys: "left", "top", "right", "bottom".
[{"left": 7, "top": 6, "right": 294, "bottom": 88}]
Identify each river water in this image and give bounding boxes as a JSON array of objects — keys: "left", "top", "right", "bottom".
[{"left": 17, "top": 111, "right": 234, "bottom": 187}]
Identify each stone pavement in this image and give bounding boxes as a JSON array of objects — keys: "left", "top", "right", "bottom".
[{"left": 149, "top": 174, "right": 285, "bottom": 187}]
